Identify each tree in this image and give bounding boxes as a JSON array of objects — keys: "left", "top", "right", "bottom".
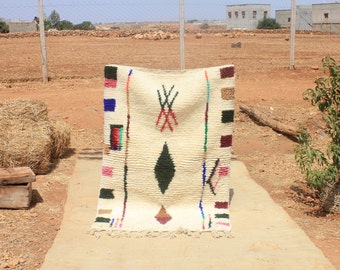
[
  {"left": 295, "top": 56, "right": 340, "bottom": 213},
  {"left": 42, "top": 10, "right": 94, "bottom": 31},
  {"left": 48, "top": 10, "right": 60, "bottom": 28},
  {"left": 56, "top": 20, "right": 74, "bottom": 30},
  {"left": 0, "top": 20, "right": 9, "bottom": 33},
  {"left": 73, "top": 21, "right": 95, "bottom": 30},
  {"left": 257, "top": 18, "right": 280, "bottom": 29},
  {"left": 44, "top": 19, "right": 51, "bottom": 31}
]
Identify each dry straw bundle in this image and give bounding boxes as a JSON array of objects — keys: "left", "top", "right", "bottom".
[
  {"left": 0, "top": 99, "right": 71, "bottom": 174},
  {"left": 50, "top": 120, "right": 71, "bottom": 159},
  {"left": 0, "top": 99, "right": 48, "bottom": 121}
]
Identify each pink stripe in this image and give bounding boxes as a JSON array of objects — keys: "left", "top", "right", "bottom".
[
  {"left": 216, "top": 222, "right": 230, "bottom": 227},
  {"left": 104, "top": 78, "right": 117, "bottom": 88},
  {"left": 102, "top": 166, "right": 113, "bottom": 177}
]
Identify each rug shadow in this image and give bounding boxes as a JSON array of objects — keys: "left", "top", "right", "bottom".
[{"left": 229, "top": 188, "right": 234, "bottom": 206}]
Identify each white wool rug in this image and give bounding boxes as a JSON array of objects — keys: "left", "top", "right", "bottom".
[{"left": 92, "top": 65, "right": 235, "bottom": 236}]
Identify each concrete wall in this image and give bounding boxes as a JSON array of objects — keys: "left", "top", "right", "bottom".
[
  {"left": 312, "top": 3, "right": 340, "bottom": 24},
  {"left": 312, "top": 3, "right": 340, "bottom": 33},
  {"left": 275, "top": 10, "right": 291, "bottom": 28},
  {"left": 8, "top": 21, "right": 37, "bottom": 33},
  {"left": 226, "top": 4, "right": 271, "bottom": 30},
  {"left": 276, "top": 5, "right": 312, "bottom": 30},
  {"left": 313, "top": 23, "right": 340, "bottom": 34}
]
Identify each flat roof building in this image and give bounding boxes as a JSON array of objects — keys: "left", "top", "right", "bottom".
[
  {"left": 312, "top": 3, "right": 340, "bottom": 34},
  {"left": 226, "top": 4, "right": 271, "bottom": 30},
  {"left": 276, "top": 5, "right": 312, "bottom": 30}
]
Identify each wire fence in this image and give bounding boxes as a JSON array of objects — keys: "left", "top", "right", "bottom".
[
  {"left": 1, "top": 1, "right": 339, "bottom": 82},
  {"left": 2, "top": 0, "right": 247, "bottom": 24}
]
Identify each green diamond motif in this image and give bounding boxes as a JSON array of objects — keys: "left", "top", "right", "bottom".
[{"left": 154, "top": 142, "right": 175, "bottom": 194}]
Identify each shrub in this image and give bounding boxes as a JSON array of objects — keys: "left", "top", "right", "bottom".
[
  {"left": 257, "top": 18, "right": 280, "bottom": 29},
  {"left": 0, "top": 20, "right": 9, "bottom": 33},
  {"left": 295, "top": 56, "right": 340, "bottom": 212},
  {"left": 73, "top": 21, "right": 95, "bottom": 30},
  {"left": 44, "top": 19, "right": 51, "bottom": 31},
  {"left": 56, "top": 20, "right": 74, "bottom": 30}
]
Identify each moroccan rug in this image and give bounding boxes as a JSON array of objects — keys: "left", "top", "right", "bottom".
[{"left": 91, "top": 65, "right": 235, "bottom": 236}]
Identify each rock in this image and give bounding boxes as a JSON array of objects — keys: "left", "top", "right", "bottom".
[
  {"left": 133, "top": 33, "right": 144, "bottom": 40},
  {"left": 1, "top": 262, "right": 9, "bottom": 268},
  {"left": 231, "top": 42, "right": 242, "bottom": 48},
  {"left": 9, "top": 258, "right": 19, "bottom": 267}
]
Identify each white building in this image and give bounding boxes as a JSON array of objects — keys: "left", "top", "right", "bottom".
[
  {"left": 226, "top": 4, "right": 271, "bottom": 30},
  {"left": 312, "top": 3, "right": 340, "bottom": 34},
  {"left": 276, "top": 5, "right": 312, "bottom": 30}
]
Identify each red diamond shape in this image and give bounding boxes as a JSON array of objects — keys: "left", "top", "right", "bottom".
[{"left": 155, "top": 206, "right": 172, "bottom": 225}]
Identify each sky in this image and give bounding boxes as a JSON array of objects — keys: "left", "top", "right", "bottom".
[{"left": 1, "top": 0, "right": 337, "bottom": 24}]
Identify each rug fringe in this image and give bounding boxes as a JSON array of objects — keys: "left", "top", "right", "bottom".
[{"left": 89, "top": 228, "right": 233, "bottom": 239}]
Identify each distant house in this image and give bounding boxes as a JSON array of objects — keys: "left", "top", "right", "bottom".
[
  {"left": 7, "top": 20, "right": 37, "bottom": 33},
  {"left": 226, "top": 4, "right": 271, "bottom": 30},
  {"left": 276, "top": 5, "right": 312, "bottom": 30},
  {"left": 312, "top": 3, "right": 340, "bottom": 34}
]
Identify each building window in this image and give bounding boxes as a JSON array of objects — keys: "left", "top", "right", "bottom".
[
  {"left": 324, "top": 13, "right": 329, "bottom": 19},
  {"left": 253, "top": 11, "right": 257, "bottom": 19},
  {"left": 228, "top": 12, "right": 232, "bottom": 19},
  {"left": 264, "top": 11, "right": 268, "bottom": 19},
  {"left": 242, "top": 11, "right": 246, "bottom": 19},
  {"left": 235, "top": 11, "right": 238, "bottom": 18},
  {"left": 288, "top": 17, "right": 291, "bottom": 22}
]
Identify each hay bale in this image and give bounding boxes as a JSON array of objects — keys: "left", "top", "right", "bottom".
[
  {"left": 0, "top": 99, "right": 71, "bottom": 174},
  {"left": 0, "top": 99, "right": 48, "bottom": 122},
  {"left": 50, "top": 120, "right": 71, "bottom": 159},
  {"left": 0, "top": 118, "right": 52, "bottom": 174}
]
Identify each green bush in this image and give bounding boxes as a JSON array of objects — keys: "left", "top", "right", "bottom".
[
  {"left": 43, "top": 10, "right": 94, "bottom": 31},
  {"left": 56, "top": 20, "right": 74, "bottom": 30},
  {"left": 295, "top": 56, "right": 340, "bottom": 212},
  {"left": 0, "top": 20, "right": 9, "bottom": 33},
  {"left": 73, "top": 21, "right": 95, "bottom": 30},
  {"left": 257, "top": 18, "right": 280, "bottom": 29},
  {"left": 44, "top": 19, "right": 51, "bottom": 31}
]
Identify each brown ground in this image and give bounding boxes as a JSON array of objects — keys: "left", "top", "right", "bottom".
[{"left": 0, "top": 31, "right": 339, "bottom": 269}]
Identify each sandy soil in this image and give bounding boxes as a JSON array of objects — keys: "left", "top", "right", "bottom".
[{"left": 0, "top": 31, "right": 339, "bottom": 269}]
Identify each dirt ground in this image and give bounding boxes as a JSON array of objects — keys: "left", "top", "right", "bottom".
[{"left": 0, "top": 31, "right": 339, "bottom": 269}]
